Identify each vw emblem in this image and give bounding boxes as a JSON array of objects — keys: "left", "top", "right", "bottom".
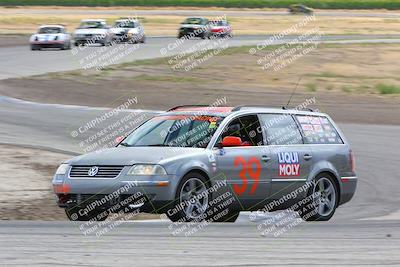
[{"left": 88, "top": 166, "right": 99, "bottom": 177}]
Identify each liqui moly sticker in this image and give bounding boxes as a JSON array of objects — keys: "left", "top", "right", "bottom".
[{"left": 278, "top": 152, "right": 300, "bottom": 177}]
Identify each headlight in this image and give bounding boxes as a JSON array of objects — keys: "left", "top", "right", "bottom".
[
  {"left": 55, "top": 164, "right": 69, "bottom": 175},
  {"left": 127, "top": 164, "right": 167, "bottom": 176}
]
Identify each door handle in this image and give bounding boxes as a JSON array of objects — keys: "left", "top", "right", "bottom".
[
  {"left": 261, "top": 155, "right": 271, "bottom": 162},
  {"left": 303, "top": 154, "right": 313, "bottom": 160}
]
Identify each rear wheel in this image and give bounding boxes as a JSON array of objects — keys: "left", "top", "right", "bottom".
[
  {"left": 299, "top": 174, "right": 338, "bottom": 221},
  {"left": 30, "top": 45, "right": 40, "bottom": 51},
  {"left": 166, "top": 172, "right": 209, "bottom": 222}
]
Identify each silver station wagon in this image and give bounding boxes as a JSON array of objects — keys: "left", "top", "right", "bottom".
[{"left": 52, "top": 105, "right": 357, "bottom": 222}]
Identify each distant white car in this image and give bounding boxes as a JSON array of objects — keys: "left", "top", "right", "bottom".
[
  {"left": 29, "top": 25, "right": 71, "bottom": 51},
  {"left": 111, "top": 18, "right": 146, "bottom": 43},
  {"left": 74, "top": 19, "right": 114, "bottom": 46}
]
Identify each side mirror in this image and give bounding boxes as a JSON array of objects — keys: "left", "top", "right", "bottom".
[
  {"left": 115, "top": 136, "right": 124, "bottom": 144},
  {"left": 220, "top": 136, "right": 242, "bottom": 148}
]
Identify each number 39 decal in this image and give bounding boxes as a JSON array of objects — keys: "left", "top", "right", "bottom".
[{"left": 233, "top": 156, "right": 261, "bottom": 196}]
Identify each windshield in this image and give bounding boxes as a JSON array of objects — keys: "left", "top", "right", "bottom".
[
  {"left": 183, "top": 18, "right": 204, "bottom": 25},
  {"left": 115, "top": 21, "right": 136, "bottom": 28},
  {"left": 79, "top": 21, "right": 105, "bottom": 29},
  {"left": 120, "top": 115, "right": 224, "bottom": 148},
  {"left": 210, "top": 21, "right": 225, "bottom": 26},
  {"left": 38, "top": 27, "right": 62, "bottom": 34}
]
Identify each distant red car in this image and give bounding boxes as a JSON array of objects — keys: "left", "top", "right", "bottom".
[{"left": 209, "top": 20, "right": 232, "bottom": 38}]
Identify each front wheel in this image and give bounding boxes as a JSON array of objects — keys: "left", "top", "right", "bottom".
[
  {"left": 298, "top": 174, "right": 338, "bottom": 221},
  {"left": 166, "top": 172, "right": 210, "bottom": 222}
]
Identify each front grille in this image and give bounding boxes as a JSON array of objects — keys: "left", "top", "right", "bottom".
[{"left": 69, "top": 166, "right": 124, "bottom": 178}]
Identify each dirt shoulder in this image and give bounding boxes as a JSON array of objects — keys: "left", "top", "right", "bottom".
[
  {"left": 1, "top": 43, "right": 399, "bottom": 125},
  {"left": 0, "top": 144, "right": 70, "bottom": 220},
  {"left": 0, "top": 144, "right": 159, "bottom": 220}
]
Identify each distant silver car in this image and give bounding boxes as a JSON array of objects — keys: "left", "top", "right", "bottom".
[
  {"left": 111, "top": 18, "right": 145, "bottom": 43},
  {"left": 29, "top": 25, "right": 71, "bottom": 50},
  {"left": 74, "top": 19, "right": 114, "bottom": 46},
  {"left": 53, "top": 105, "right": 357, "bottom": 222}
]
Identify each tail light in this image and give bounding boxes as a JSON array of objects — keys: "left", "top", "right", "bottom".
[{"left": 349, "top": 149, "right": 355, "bottom": 172}]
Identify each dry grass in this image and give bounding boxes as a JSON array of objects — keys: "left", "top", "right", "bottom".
[
  {"left": 1, "top": 7, "right": 400, "bottom": 35},
  {"left": 42, "top": 43, "right": 400, "bottom": 97}
]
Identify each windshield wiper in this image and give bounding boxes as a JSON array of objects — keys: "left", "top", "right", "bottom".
[
  {"left": 119, "top": 142, "right": 131, "bottom": 147},
  {"left": 147, "top": 144, "right": 168, "bottom": 147}
]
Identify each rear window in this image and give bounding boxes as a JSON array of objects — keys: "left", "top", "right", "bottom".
[{"left": 296, "top": 115, "right": 343, "bottom": 144}]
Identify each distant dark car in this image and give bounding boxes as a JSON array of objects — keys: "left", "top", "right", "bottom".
[
  {"left": 288, "top": 4, "right": 314, "bottom": 15},
  {"left": 178, "top": 17, "right": 210, "bottom": 39},
  {"left": 209, "top": 20, "right": 233, "bottom": 38}
]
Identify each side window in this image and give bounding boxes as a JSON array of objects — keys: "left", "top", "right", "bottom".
[
  {"left": 260, "top": 114, "right": 303, "bottom": 145},
  {"left": 217, "top": 115, "right": 263, "bottom": 146},
  {"left": 296, "top": 115, "right": 343, "bottom": 144}
]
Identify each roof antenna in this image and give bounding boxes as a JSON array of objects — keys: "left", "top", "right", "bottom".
[{"left": 283, "top": 77, "right": 302, "bottom": 110}]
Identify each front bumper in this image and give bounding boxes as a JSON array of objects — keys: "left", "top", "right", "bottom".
[
  {"left": 30, "top": 41, "right": 65, "bottom": 48},
  {"left": 74, "top": 36, "right": 106, "bottom": 44},
  {"left": 179, "top": 28, "right": 205, "bottom": 37},
  {"left": 52, "top": 166, "right": 178, "bottom": 212}
]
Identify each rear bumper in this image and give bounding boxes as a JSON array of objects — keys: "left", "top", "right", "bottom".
[{"left": 339, "top": 176, "right": 357, "bottom": 205}]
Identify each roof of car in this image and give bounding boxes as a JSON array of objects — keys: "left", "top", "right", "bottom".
[
  {"left": 81, "top": 19, "right": 106, "bottom": 22},
  {"left": 115, "top": 19, "right": 139, "bottom": 22},
  {"left": 164, "top": 106, "right": 327, "bottom": 117},
  {"left": 39, "top": 24, "right": 65, "bottom": 28}
]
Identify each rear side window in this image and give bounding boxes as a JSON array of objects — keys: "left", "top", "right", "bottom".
[
  {"left": 296, "top": 115, "right": 343, "bottom": 144},
  {"left": 260, "top": 114, "right": 303, "bottom": 145}
]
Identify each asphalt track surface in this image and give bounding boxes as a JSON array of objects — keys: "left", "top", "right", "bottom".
[
  {"left": 0, "top": 34, "right": 400, "bottom": 266},
  {"left": 0, "top": 220, "right": 399, "bottom": 266},
  {"left": 2, "top": 34, "right": 400, "bottom": 79}
]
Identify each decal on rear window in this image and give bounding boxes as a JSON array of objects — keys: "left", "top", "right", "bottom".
[{"left": 296, "top": 115, "right": 343, "bottom": 144}]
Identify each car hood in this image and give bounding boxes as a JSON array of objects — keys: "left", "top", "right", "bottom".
[
  {"left": 110, "top": 27, "right": 128, "bottom": 34},
  {"left": 30, "top": 33, "right": 64, "bottom": 41},
  {"left": 180, "top": 24, "right": 204, "bottom": 29},
  {"left": 74, "top": 28, "right": 108, "bottom": 35},
  {"left": 67, "top": 146, "right": 205, "bottom": 166}
]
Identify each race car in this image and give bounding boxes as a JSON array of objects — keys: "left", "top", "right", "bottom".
[
  {"left": 209, "top": 20, "right": 232, "bottom": 38},
  {"left": 53, "top": 105, "right": 356, "bottom": 223},
  {"left": 29, "top": 25, "right": 71, "bottom": 51},
  {"left": 74, "top": 19, "right": 114, "bottom": 46},
  {"left": 288, "top": 4, "right": 314, "bottom": 15},
  {"left": 111, "top": 18, "right": 146, "bottom": 43},
  {"left": 178, "top": 17, "right": 211, "bottom": 39}
]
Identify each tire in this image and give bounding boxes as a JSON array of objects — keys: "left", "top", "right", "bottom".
[
  {"left": 298, "top": 173, "right": 339, "bottom": 221},
  {"left": 30, "top": 45, "right": 37, "bottom": 51},
  {"left": 209, "top": 208, "right": 240, "bottom": 223},
  {"left": 65, "top": 207, "right": 109, "bottom": 222},
  {"left": 166, "top": 172, "right": 210, "bottom": 222},
  {"left": 74, "top": 42, "right": 79, "bottom": 47}
]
